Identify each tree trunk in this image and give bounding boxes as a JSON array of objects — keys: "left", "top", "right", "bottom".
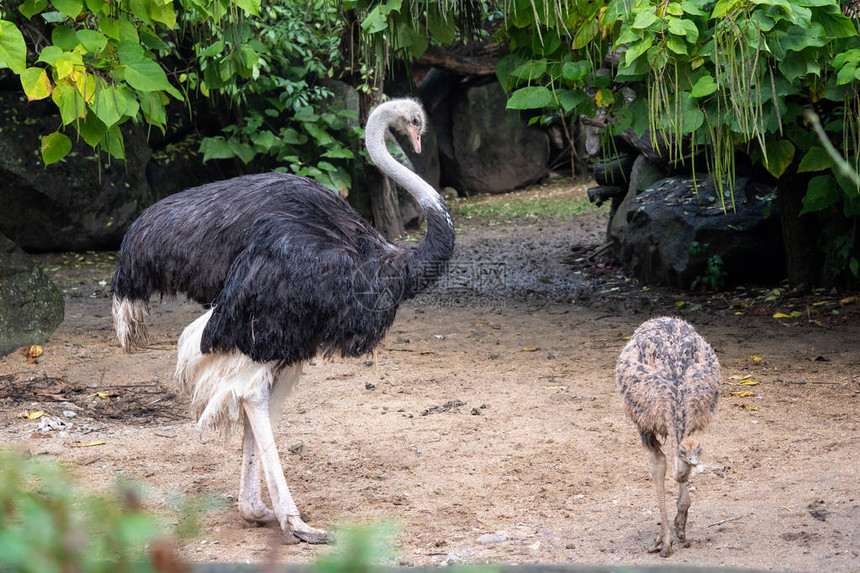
[{"left": 778, "top": 170, "right": 820, "bottom": 289}]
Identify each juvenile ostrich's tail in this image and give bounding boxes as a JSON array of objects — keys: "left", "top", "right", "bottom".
[{"left": 112, "top": 295, "right": 150, "bottom": 352}]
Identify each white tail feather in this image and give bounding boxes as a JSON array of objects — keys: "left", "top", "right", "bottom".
[
  {"left": 175, "top": 309, "right": 301, "bottom": 435},
  {"left": 112, "top": 296, "right": 150, "bottom": 352}
]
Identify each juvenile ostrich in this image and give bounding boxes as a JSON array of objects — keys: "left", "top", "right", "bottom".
[
  {"left": 111, "top": 99, "right": 454, "bottom": 543},
  {"left": 616, "top": 317, "right": 720, "bottom": 557}
]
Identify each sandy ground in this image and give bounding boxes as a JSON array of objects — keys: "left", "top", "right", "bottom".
[{"left": 1, "top": 181, "right": 859, "bottom": 572}]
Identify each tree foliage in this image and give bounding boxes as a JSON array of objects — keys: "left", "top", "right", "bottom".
[{"left": 494, "top": 0, "right": 860, "bottom": 282}]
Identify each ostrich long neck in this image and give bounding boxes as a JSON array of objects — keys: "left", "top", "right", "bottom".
[{"left": 365, "top": 107, "right": 455, "bottom": 276}]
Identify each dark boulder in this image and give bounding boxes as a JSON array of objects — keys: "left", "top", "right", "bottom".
[
  {"left": 0, "top": 233, "right": 64, "bottom": 357},
  {"left": 447, "top": 81, "right": 549, "bottom": 194},
  {"left": 618, "top": 176, "right": 783, "bottom": 289},
  {"left": 0, "top": 93, "right": 155, "bottom": 252}
]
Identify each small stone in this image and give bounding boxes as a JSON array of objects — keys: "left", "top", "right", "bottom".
[
  {"left": 62, "top": 410, "right": 77, "bottom": 418},
  {"left": 365, "top": 382, "right": 376, "bottom": 390},
  {"left": 477, "top": 532, "right": 508, "bottom": 544}
]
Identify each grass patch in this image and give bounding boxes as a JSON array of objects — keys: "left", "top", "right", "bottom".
[{"left": 448, "top": 178, "right": 606, "bottom": 223}]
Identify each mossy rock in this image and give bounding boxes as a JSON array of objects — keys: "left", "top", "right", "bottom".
[{"left": 0, "top": 234, "right": 64, "bottom": 357}]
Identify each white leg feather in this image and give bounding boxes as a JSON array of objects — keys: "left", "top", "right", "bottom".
[
  {"left": 175, "top": 310, "right": 328, "bottom": 543},
  {"left": 112, "top": 295, "right": 149, "bottom": 352}
]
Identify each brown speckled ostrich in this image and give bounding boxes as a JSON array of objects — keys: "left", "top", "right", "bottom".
[{"left": 616, "top": 317, "right": 720, "bottom": 557}]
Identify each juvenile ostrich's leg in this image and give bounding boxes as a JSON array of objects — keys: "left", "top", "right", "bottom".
[
  {"left": 647, "top": 447, "right": 673, "bottom": 557},
  {"left": 238, "top": 417, "right": 276, "bottom": 525},
  {"left": 674, "top": 481, "right": 692, "bottom": 546},
  {"left": 673, "top": 453, "right": 695, "bottom": 546},
  {"left": 242, "top": 395, "right": 332, "bottom": 544}
]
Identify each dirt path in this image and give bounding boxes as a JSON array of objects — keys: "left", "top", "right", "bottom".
[{"left": 1, "top": 182, "right": 859, "bottom": 572}]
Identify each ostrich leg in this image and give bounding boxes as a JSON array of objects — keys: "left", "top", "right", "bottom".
[
  {"left": 238, "top": 417, "right": 277, "bottom": 524},
  {"left": 242, "top": 395, "right": 332, "bottom": 544},
  {"left": 647, "top": 447, "right": 673, "bottom": 557},
  {"left": 674, "top": 481, "right": 692, "bottom": 546}
]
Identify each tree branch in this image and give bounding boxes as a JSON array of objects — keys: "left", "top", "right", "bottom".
[{"left": 416, "top": 45, "right": 498, "bottom": 77}]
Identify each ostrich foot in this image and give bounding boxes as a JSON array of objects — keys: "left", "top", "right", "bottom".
[
  {"left": 283, "top": 515, "right": 333, "bottom": 544},
  {"left": 239, "top": 502, "right": 277, "bottom": 526},
  {"left": 647, "top": 535, "right": 673, "bottom": 557}
]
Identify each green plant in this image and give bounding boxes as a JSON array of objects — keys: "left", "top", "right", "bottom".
[
  {"left": 689, "top": 241, "right": 728, "bottom": 290},
  {"left": 0, "top": 0, "right": 263, "bottom": 165},
  {"left": 313, "top": 521, "right": 399, "bottom": 573},
  {"left": 0, "top": 449, "right": 214, "bottom": 573}
]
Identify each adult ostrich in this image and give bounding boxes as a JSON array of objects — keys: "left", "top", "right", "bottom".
[{"left": 111, "top": 99, "right": 454, "bottom": 543}]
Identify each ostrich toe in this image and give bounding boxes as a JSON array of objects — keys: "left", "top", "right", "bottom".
[{"left": 287, "top": 516, "right": 333, "bottom": 544}]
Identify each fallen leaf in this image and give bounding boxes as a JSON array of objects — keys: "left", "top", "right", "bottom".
[
  {"left": 772, "top": 312, "right": 792, "bottom": 318},
  {"left": 747, "top": 355, "right": 763, "bottom": 364},
  {"left": 729, "top": 391, "right": 756, "bottom": 397},
  {"left": 811, "top": 301, "right": 829, "bottom": 307},
  {"left": 75, "top": 441, "right": 105, "bottom": 447},
  {"left": 17, "top": 411, "right": 44, "bottom": 420},
  {"left": 738, "top": 379, "right": 761, "bottom": 386},
  {"left": 675, "top": 301, "right": 686, "bottom": 307},
  {"left": 522, "top": 347, "right": 539, "bottom": 352},
  {"left": 21, "top": 345, "right": 43, "bottom": 358},
  {"left": 91, "top": 392, "right": 114, "bottom": 399},
  {"left": 839, "top": 296, "right": 857, "bottom": 306},
  {"left": 734, "top": 403, "right": 761, "bottom": 411}
]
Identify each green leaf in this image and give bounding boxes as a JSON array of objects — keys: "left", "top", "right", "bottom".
[
  {"left": 234, "top": 0, "right": 261, "bottom": 15},
  {"left": 317, "top": 160, "right": 337, "bottom": 172},
  {"left": 138, "top": 91, "right": 166, "bottom": 129},
  {"left": 251, "top": 130, "right": 280, "bottom": 151},
  {"left": 50, "top": 0, "right": 82, "bottom": 19},
  {"left": 18, "top": 0, "right": 48, "bottom": 19},
  {"left": 427, "top": 8, "right": 456, "bottom": 44},
  {"left": 797, "top": 146, "right": 833, "bottom": 173},
  {"left": 322, "top": 146, "right": 355, "bottom": 159},
  {"left": 667, "top": 35, "right": 688, "bottom": 55},
  {"left": 77, "top": 30, "right": 108, "bottom": 54},
  {"left": 0, "top": 21, "right": 28, "bottom": 74},
  {"left": 632, "top": 10, "right": 658, "bottom": 29},
  {"left": 280, "top": 128, "right": 305, "bottom": 145},
  {"left": 101, "top": 125, "right": 125, "bottom": 160},
  {"left": 361, "top": 5, "right": 388, "bottom": 34},
  {"left": 625, "top": 38, "right": 651, "bottom": 67},
  {"left": 51, "top": 25, "right": 79, "bottom": 51},
  {"left": 20, "top": 67, "right": 52, "bottom": 100},
  {"left": 506, "top": 86, "right": 553, "bottom": 110},
  {"left": 41, "top": 131, "right": 72, "bottom": 165},
  {"left": 800, "top": 175, "right": 839, "bottom": 214},
  {"left": 557, "top": 89, "right": 589, "bottom": 113},
  {"left": 690, "top": 75, "right": 717, "bottom": 97},
  {"left": 124, "top": 61, "right": 181, "bottom": 98},
  {"left": 511, "top": 59, "right": 547, "bottom": 81},
  {"left": 562, "top": 61, "right": 590, "bottom": 83},
  {"left": 294, "top": 106, "right": 318, "bottom": 122},
  {"left": 37, "top": 45, "right": 63, "bottom": 66},
  {"left": 763, "top": 139, "right": 795, "bottom": 178},
  {"left": 200, "top": 136, "right": 235, "bottom": 162},
  {"left": 148, "top": 0, "right": 177, "bottom": 27},
  {"left": 51, "top": 83, "right": 85, "bottom": 125},
  {"left": 94, "top": 86, "right": 126, "bottom": 127},
  {"left": 228, "top": 138, "right": 257, "bottom": 164},
  {"left": 667, "top": 18, "right": 699, "bottom": 42},
  {"left": 77, "top": 112, "right": 107, "bottom": 147}
]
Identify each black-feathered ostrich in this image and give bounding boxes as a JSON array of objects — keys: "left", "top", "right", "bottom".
[
  {"left": 616, "top": 317, "right": 720, "bottom": 557},
  {"left": 111, "top": 99, "right": 454, "bottom": 544}
]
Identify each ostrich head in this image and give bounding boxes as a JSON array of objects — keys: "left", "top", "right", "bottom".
[
  {"left": 373, "top": 98, "right": 428, "bottom": 154},
  {"left": 677, "top": 437, "right": 702, "bottom": 466}
]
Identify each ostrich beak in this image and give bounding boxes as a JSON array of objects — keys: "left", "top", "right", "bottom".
[{"left": 407, "top": 126, "right": 422, "bottom": 154}]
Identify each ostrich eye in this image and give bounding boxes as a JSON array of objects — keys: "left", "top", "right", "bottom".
[{"left": 411, "top": 116, "right": 420, "bottom": 127}]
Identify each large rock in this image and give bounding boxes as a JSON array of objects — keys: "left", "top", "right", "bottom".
[
  {"left": 0, "top": 93, "right": 154, "bottom": 252},
  {"left": 609, "top": 155, "right": 667, "bottom": 244},
  {"left": 0, "top": 233, "right": 64, "bottom": 357},
  {"left": 449, "top": 81, "right": 549, "bottom": 194},
  {"left": 618, "top": 176, "right": 783, "bottom": 288}
]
